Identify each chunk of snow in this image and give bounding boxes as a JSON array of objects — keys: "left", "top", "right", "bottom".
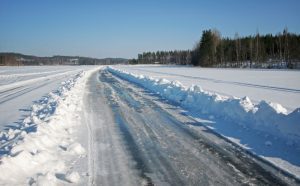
[
  {"left": 65, "top": 171, "right": 81, "bottom": 183},
  {"left": 68, "top": 142, "right": 86, "bottom": 156}
]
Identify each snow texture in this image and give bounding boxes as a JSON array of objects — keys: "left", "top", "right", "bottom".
[
  {"left": 0, "top": 66, "right": 94, "bottom": 131},
  {"left": 108, "top": 66, "right": 300, "bottom": 178},
  {"left": 108, "top": 66, "right": 300, "bottom": 145},
  {"left": 0, "top": 69, "right": 91, "bottom": 185},
  {"left": 114, "top": 65, "right": 300, "bottom": 112}
]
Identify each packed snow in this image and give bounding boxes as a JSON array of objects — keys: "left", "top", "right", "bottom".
[{"left": 108, "top": 65, "right": 300, "bottom": 179}]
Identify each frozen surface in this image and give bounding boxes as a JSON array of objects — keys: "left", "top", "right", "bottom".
[
  {"left": 115, "top": 65, "right": 300, "bottom": 112},
  {"left": 108, "top": 66, "right": 300, "bottom": 179},
  {"left": 0, "top": 65, "right": 299, "bottom": 185},
  {"left": 82, "top": 69, "right": 298, "bottom": 185},
  {"left": 0, "top": 66, "right": 98, "bottom": 184},
  {"left": 0, "top": 66, "right": 94, "bottom": 130}
]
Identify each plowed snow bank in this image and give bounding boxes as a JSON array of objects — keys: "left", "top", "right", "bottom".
[
  {"left": 108, "top": 67, "right": 300, "bottom": 144},
  {"left": 0, "top": 68, "right": 96, "bottom": 185}
]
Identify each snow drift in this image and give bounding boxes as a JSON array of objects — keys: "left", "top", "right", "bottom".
[
  {"left": 107, "top": 67, "right": 300, "bottom": 144},
  {"left": 0, "top": 71, "right": 88, "bottom": 185}
]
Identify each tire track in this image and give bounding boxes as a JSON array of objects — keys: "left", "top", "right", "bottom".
[{"left": 97, "top": 69, "right": 299, "bottom": 186}]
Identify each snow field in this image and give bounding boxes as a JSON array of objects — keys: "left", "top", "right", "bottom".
[
  {"left": 0, "top": 66, "right": 87, "bottom": 86},
  {"left": 115, "top": 65, "right": 300, "bottom": 112},
  {"left": 107, "top": 67, "right": 300, "bottom": 144},
  {"left": 0, "top": 68, "right": 97, "bottom": 185},
  {"left": 0, "top": 66, "right": 95, "bottom": 131}
]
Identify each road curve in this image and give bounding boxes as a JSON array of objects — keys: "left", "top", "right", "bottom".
[{"left": 83, "top": 69, "right": 299, "bottom": 186}]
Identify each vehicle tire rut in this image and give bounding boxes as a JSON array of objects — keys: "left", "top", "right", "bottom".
[{"left": 88, "top": 69, "right": 299, "bottom": 186}]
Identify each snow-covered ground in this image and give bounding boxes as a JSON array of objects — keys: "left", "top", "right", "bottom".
[
  {"left": 114, "top": 65, "right": 300, "bottom": 112},
  {"left": 0, "top": 65, "right": 299, "bottom": 185},
  {"left": 0, "top": 66, "right": 99, "bottom": 184},
  {"left": 108, "top": 65, "right": 300, "bottom": 180},
  {"left": 0, "top": 66, "right": 94, "bottom": 130}
]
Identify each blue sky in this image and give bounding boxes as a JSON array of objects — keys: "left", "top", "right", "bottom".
[{"left": 0, "top": 0, "right": 299, "bottom": 58}]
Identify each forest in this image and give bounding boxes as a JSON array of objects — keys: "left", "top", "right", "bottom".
[
  {"left": 130, "top": 28, "right": 300, "bottom": 69},
  {"left": 0, "top": 53, "right": 127, "bottom": 66}
]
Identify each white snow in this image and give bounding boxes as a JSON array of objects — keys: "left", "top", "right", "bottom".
[
  {"left": 0, "top": 66, "right": 95, "bottom": 131},
  {"left": 68, "top": 142, "right": 86, "bottom": 156},
  {"left": 0, "top": 66, "right": 98, "bottom": 185},
  {"left": 65, "top": 171, "right": 81, "bottom": 183},
  {"left": 108, "top": 65, "right": 300, "bottom": 178},
  {"left": 1, "top": 64, "right": 299, "bottom": 183},
  {"left": 108, "top": 66, "right": 300, "bottom": 143},
  {"left": 114, "top": 65, "right": 300, "bottom": 112}
]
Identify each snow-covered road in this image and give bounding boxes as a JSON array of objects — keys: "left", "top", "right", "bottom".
[
  {"left": 0, "top": 66, "right": 299, "bottom": 185},
  {"left": 82, "top": 69, "right": 298, "bottom": 185}
]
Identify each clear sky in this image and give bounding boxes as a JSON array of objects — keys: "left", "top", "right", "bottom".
[{"left": 0, "top": 0, "right": 299, "bottom": 59}]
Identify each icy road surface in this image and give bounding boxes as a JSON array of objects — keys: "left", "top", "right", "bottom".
[
  {"left": 82, "top": 69, "right": 299, "bottom": 185},
  {"left": 0, "top": 66, "right": 93, "bottom": 130}
]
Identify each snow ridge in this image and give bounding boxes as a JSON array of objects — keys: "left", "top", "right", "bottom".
[
  {"left": 107, "top": 67, "right": 300, "bottom": 144},
  {"left": 0, "top": 71, "right": 87, "bottom": 185}
]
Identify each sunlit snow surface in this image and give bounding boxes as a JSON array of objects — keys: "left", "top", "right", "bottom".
[
  {"left": 115, "top": 65, "right": 300, "bottom": 112},
  {"left": 109, "top": 65, "right": 300, "bottom": 179},
  {"left": 0, "top": 66, "right": 94, "bottom": 130},
  {"left": 0, "top": 65, "right": 300, "bottom": 184},
  {"left": 0, "top": 66, "right": 98, "bottom": 184}
]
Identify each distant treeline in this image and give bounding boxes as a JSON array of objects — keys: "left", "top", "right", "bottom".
[
  {"left": 129, "top": 28, "right": 300, "bottom": 69},
  {"left": 130, "top": 50, "right": 192, "bottom": 65},
  {"left": 0, "top": 53, "right": 128, "bottom": 66}
]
